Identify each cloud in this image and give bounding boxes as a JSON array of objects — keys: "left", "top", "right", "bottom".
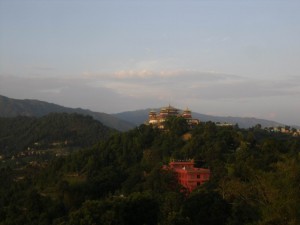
[
  {"left": 112, "top": 69, "right": 196, "bottom": 79},
  {"left": 38, "top": 88, "right": 62, "bottom": 94},
  {"left": 0, "top": 72, "right": 299, "bottom": 124},
  {"left": 184, "top": 77, "right": 300, "bottom": 100},
  {"left": 101, "top": 69, "right": 241, "bottom": 81},
  {"left": 77, "top": 70, "right": 300, "bottom": 102},
  {"left": 3, "top": 71, "right": 300, "bottom": 104},
  {"left": 0, "top": 75, "right": 165, "bottom": 112},
  {"left": 114, "top": 70, "right": 155, "bottom": 79},
  {"left": 27, "top": 66, "right": 56, "bottom": 71},
  {"left": 79, "top": 70, "right": 243, "bottom": 102}
]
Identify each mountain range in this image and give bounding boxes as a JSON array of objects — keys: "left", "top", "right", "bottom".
[
  {"left": 113, "top": 109, "right": 288, "bottom": 129},
  {"left": 0, "top": 95, "right": 134, "bottom": 131},
  {"left": 1, "top": 95, "right": 297, "bottom": 130}
]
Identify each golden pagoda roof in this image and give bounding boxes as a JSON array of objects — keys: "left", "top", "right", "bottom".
[
  {"left": 161, "top": 104, "right": 179, "bottom": 111},
  {"left": 183, "top": 107, "right": 191, "bottom": 113}
]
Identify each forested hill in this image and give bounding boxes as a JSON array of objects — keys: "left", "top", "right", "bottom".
[
  {"left": 0, "top": 95, "right": 135, "bottom": 131},
  {"left": 1, "top": 118, "right": 299, "bottom": 225},
  {"left": 0, "top": 113, "right": 114, "bottom": 155}
]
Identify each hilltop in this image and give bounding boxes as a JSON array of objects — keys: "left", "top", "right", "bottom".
[{"left": 113, "top": 108, "right": 286, "bottom": 128}]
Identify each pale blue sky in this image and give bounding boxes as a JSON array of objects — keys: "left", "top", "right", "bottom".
[{"left": 0, "top": 0, "right": 300, "bottom": 125}]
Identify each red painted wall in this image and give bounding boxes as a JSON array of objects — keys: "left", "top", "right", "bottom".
[{"left": 169, "top": 160, "right": 210, "bottom": 192}]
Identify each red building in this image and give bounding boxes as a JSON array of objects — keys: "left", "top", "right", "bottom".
[{"left": 169, "top": 160, "right": 210, "bottom": 192}]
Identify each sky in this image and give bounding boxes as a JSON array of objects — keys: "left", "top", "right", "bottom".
[{"left": 0, "top": 0, "right": 300, "bottom": 126}]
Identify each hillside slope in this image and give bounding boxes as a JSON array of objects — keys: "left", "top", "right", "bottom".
[
  {"left": 0, "top": 113, "right": 113, "bottom": 154},
  {"left": 1, "top": 119, "right": 299, "bottom": 225},
  {"left": 0, "top": 95, "right": 135, "bottom": 131}
]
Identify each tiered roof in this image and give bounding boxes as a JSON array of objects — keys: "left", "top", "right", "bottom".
[{"left": 147, "top": 105, "right": 199, "bottom": 128}]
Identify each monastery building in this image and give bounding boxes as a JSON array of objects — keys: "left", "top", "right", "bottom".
[{"left": 147, "top": 105, "right": 200, "bottom": 129}]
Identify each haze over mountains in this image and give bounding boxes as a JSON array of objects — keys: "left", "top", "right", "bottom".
[
  {"left": 114, "top": 109, "right": 287, "bottom": 129},
  {"left": 1, "top": 95, "right": 296, "bottom": 130}
]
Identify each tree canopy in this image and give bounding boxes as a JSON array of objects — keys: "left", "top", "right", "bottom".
[{"left": 1, "top": 118, "right": 299, "bottom": 225}]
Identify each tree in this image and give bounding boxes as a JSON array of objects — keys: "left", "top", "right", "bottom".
[
  {"left": 121, "top": 192, "right": 159, "bottom": 225},
  {"left": 164, "top": 116, "right": 189, "bottom": 136},
  {"left": 181, "top": 190, "right": 231, "bottom": 225},
  {"left": 258, "top": 157, "right": 300, "bottom": 225}
]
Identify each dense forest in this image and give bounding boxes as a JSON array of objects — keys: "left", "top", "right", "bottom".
[{"left": 0, "top": 116, "right": 299, "bottom": 225}]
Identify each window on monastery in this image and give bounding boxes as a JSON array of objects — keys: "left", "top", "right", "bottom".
[
  {"left": 197, "top": 175, "right": 200, "bottom": 179},
  {"left": 197, "top": 182, "right": 201, "bottom": 186}
]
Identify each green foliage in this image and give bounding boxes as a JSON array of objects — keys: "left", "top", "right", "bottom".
[
  {"left": 0, "top": 113, "right": 113, "bottom": 155},
  {"left": 164, "top": 116, "right": 189, "bottom": 136},
  {"left": 64, "top": 192, "right": 159, "bottom": 225},
  {"left": 1, "top": 120, "right": 300, "bottom": 225},
  {"left": 182, "top": 190, "right": 231, "bottom": 225}
]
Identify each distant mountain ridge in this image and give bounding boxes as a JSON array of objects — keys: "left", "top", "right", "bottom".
[
  {"left": 0, "top": 95, "right": 135, "bottom": 131},
  {"left": 114, "top": 108, "right": 291, "bottom": 129},
  {"left": 1, "top": 95, "right": 297, "bottom": 130}
]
